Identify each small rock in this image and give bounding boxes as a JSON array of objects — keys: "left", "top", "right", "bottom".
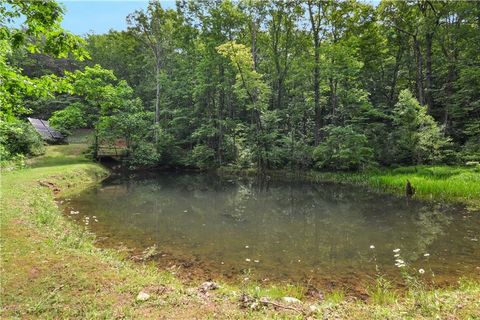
[
  {"left": 282, "top": 296, "right": 301, "bottom": 304},
  {"left": 309, "top": 304, "right": 319, "bottom": 312},
  {"left": 185, "top": 288, "right": 197, "bottom": 295},
  {"left": 259, "top": 297, "right": 270, "bottom": 304},
  {"left": 199, "top": 281, "right": 219, "bottom": 292},
  {"left": 136, "top": 291, "right": 150, "bottom": 301}
]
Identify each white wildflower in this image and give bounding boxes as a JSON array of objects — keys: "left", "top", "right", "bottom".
[
  {"left": 418, "top": 268, "right": 425, "bottom": 274},
  {"left": 424, "top": 253, "right": 430, "bottom": 257},
  {"left": 394, "top": 253, "right": 400, "bottom": 258},
  {"left": 393, "top": 248, "right": 401, "bottom": 253},
  {"left": 370, "top": 245, "right": 375, "bottom": 249},
  {"left": 245, "top": 258, "right": 251, "bottom": 262}
]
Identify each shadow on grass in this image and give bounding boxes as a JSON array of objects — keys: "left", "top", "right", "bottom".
[
  {"left": 29, "top": 156, "right": 92, "bottom": 169},
  {"left": 28, "top": 144, "right": 93, "bottom": 169}
]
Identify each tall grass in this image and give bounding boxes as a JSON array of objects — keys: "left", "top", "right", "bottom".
[
  {"left": 306, "top": 165, "right": 480, "bottom": 207},
  {"left": 220, "top": 164, "right": 480, "bottom": 206}
]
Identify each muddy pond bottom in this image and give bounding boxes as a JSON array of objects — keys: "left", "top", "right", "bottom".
[{"left": 64, "top": 172, "right": 480, "bottom": 288}]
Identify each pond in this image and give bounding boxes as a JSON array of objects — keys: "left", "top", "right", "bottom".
[{"left": 63, "top": 172, "right": 480, "bottom": 290}]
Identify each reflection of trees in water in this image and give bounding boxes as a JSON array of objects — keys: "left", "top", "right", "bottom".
[
  {"left": 409, "top": 205, "right": 452, "bottom": 261},
  {"left": 71, "top": 172, "right": 465, "bottom": 279},
  {"left": 218, "top": 179, "right": 371, "bottom": 269},
  {"left": 222, "top": 182, "right": 252, "bottom": 221}
]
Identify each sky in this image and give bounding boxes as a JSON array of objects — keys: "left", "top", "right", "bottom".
[
  {"left": 59, "top": 0, "right": 176, "bottom": 35},
  {"left": 57, "top": 0, "right": 379, "bottom": 36}
]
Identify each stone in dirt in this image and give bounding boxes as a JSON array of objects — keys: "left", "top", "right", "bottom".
[
  {"left": 136, "top": 291, "right": 150, "bottom": 301},
  {"left": 309, "top": 304, "right": 319, "bottom": 312},
  {"left": 282, "top": 296, "right": 301, "bottom": 304},
  {"left": 199, "top": 281, "right": 219, "bottom": 292}
]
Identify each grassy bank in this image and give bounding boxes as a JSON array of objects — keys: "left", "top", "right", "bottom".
[
  {"left": 220, "top": 165, "right": 480, "bottom": 209},
  {"left": 1, "top": 145, "right": 479, "bottom": 319}
]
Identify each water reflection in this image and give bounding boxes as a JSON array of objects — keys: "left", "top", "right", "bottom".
[{"left": 65, "top": 172, "right": 480, "bottom": 286}]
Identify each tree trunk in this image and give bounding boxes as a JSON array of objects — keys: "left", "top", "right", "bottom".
[
  {"left": 250, "top": 18, "right": 268, "bottom": 171},
  {"left": 308, "top": 1, "right": 323, "bottom": 146},
  {"left": 313, "top": 36, "right": 322, "bottom": 145},
  {"left": 414, "top": 37, "right": 425, "bottom": 105},
  {"left": 218, "top": 64, "right": 225, "bottom": 166},
  {"left": 329, "top": 78, "right": 338, "bottom": 124},
  {"left": 153, "top": 62, "right": 161, "bottom": 143},
  {"left": 389, "top": 46, "right": 403, "bottom": 107},
  {"left": 425, "top": 31, "right": 434, "bottom": 113}
]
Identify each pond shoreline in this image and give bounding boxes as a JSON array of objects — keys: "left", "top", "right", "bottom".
[
  {"left": 1, "top": 145, "right": 479, "bottom": 319},
  {"left": 64, "top": 168, "right": 479, "bottom": 292},
  {"left": 217, "top": 165, "right": 480, "bottom": 209},
  {"left": 104, "top": 160, "right": 480, "bottom": 208}
]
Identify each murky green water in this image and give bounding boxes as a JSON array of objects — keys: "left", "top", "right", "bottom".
[{"left": 64, "top": 172, "right": 479, "bottom": 288}]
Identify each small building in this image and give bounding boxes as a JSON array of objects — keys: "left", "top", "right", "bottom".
[{"left": 27, "top": 117, "right": 64, "bottom": 142}]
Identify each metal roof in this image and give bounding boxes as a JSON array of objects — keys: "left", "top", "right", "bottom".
[{"left": 27, "top": 117, "right": 63, "bottom": 141}]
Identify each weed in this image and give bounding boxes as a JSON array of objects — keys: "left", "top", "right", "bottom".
[
  {"left": 324, "top": 289, "right": 345, "bottom": 304},
  {"left": 368, "top": 276, "right": 398, "bottom": 305}
]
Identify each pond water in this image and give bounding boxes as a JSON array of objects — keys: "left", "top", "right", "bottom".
[{"left": 64, "top": 172, "right": 480, "bottom": 289}]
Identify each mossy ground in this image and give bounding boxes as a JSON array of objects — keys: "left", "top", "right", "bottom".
[{"left": 1, "top": 145, "right": 479, "bottom": 319}]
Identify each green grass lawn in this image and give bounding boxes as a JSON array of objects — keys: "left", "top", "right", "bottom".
[{"left": 1, "top": 145, "right": 479, "bottom": 319}]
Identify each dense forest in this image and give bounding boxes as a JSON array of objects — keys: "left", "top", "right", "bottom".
[{"left": 2, "top": 0, "right": 479, "bottom": 171}]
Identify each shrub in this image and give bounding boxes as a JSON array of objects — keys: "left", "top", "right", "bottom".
[
  {"left": 391, "top": 90, "right": 450, "bottom": 165},
  {"left": 460, "top": 136, "right": 480, "bottom": 163},
  {"left": 313, "top": 125, "right": 375, "bottom": 171},
  {"left": 49, "top": 102, "right": 87, "bottom": 135},
  {"left": 128, "top": 142, "right": 159, "bottom": 167},
  {"left": 0, "top": 120, "right": 45, "bottom": 162},
  {"left": 189, "top": 144, "right": 215, "bottom": 169}
]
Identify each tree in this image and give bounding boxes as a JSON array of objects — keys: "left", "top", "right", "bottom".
[
  {"left": 391, "top": 89, "right": 449, "bottom": 164},
  {"left": 127, "top": 1, "right": 177, "bottom": 130},
  {"left": 306, "top": 0, "right": 327, "bottom": 145},
  {"left": 0, "top": 0, "right": 87, "bottom": 121},
  {"left": 313, "top": 125, "right": 374, "bottom": 171},
  {"left": 64, "top": 0, "right": 478, "bottom": 169},
  {"left": 217, "top": 41, "right": 272, "bottom": 169}
]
